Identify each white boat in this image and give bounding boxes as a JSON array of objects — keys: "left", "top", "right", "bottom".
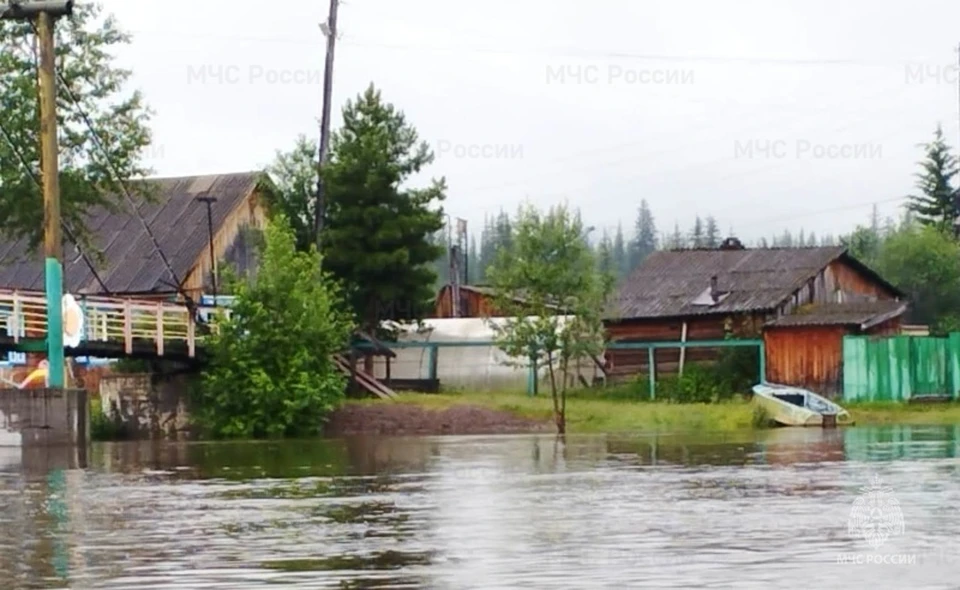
[{"left": 751, "top": 382, "right": 853, "bottom": 427}]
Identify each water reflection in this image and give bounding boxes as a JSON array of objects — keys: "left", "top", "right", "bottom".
[{"left": 0, "top": 425, "right": 959, "bottom": 588}]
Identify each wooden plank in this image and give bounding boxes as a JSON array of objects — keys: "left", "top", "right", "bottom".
[
  {"left": 123, "top": 299, "right": 132, "bottom": 354},
  {"left": 333, "top": 354, "right": 397, "bottom": 400},
  {"left": 187, "top": 314, "right": 195, "bottom": 358},
  {"left": 11, "top": 291, "right": 20, "bottom": 344},
  {"left": 156, "top": 303, "right": 164, "bottom": 357}
]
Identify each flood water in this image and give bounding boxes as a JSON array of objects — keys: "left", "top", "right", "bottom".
[{"left": 2, "top": 426, "right": 960, "bottom": 589}]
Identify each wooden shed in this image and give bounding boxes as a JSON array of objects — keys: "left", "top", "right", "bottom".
[
  {"left": 604, "top": 239, "right": 905, "bottom": 380},
  {"left": 762, "top": 300, "right": 907, "bottom": 397},
  {"left": 434, "top": 284, "right": 499, "bottom": 318}
]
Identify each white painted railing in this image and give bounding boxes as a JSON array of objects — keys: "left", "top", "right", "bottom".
[{"left": 0, "top": 289, "right": 220, "bottom": 358}]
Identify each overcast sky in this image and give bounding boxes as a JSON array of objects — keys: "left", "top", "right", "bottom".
[{"left": 102, "top": 0, "right": 960, "bottom": 244}]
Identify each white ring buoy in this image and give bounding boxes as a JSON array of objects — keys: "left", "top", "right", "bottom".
[{"left": 62, "top": 294, "right": 84, "bottom": 348}]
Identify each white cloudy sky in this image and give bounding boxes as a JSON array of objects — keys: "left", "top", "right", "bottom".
[{"left": 102, "top": 0, "right": 960, "bottom": 244}]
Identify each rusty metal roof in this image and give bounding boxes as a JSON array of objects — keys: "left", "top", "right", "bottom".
[
  {"left": 766, "top": 300, "right": 908, "bottom": 329},
  {"left": 0, "top": 171, "right": 262, "bottom": 295},
  {"left": 607, "top": 246, "right": 901, "bottom": 320}
]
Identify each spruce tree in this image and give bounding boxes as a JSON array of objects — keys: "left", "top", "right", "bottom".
[
  {"left": 612, "top": 223, "right": 628, "bottom": 278},
  {"left": 906, "top": 124, "right": 959, "bottom": 232},
  {"left": 704, "top": 216, "right": 720, "bottom": 248},
  {"left": 629, "top": 199, "right": 659, "bottom": 268},
  {"left": 321, "top": 85, "right": 446, "bottom": 330},
  {"left": 690, "top": 216, "right": 704, "bottom": 248}
]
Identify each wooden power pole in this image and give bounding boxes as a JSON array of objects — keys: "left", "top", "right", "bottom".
[
  {"left": 0, "top": 0, "right": 73, "bottom": 387},
  {"left": 314, "top": 0, "right": 339, "bottom": 249}
]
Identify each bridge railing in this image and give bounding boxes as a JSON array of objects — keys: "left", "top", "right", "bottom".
[{"left": 0, "top": 289, "right": 225, "bottom": 358}]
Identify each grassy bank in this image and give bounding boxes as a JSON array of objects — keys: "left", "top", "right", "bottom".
[
  {"left": 844, "top": 401, "right": 960, "bottom": 425},
  {"left": 348, "top": 391, "right": 760, "bottom": 434},
  {"left": 345, "top": 391, "right": 960, "bottom": 434}
]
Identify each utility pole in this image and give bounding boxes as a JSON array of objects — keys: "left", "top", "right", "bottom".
[
  {"left": 459, "top": 218, "right": 469, "bottom": 284},
  {"left": 314, "top": 0, "right": 339, "bottom": 249},
  {"left": 456, "top": 218, "right": 468, "bottom": 285},
  {"left": 1, "top": 0, "right": 74, "bottom": 388}
]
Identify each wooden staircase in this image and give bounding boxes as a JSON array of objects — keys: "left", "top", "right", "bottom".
[{"left": 333, "top": 354, "right": 398, "bottom": 400}]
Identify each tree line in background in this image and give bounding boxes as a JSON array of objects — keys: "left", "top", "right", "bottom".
[{"left": 432, "top": 203, "right": 841, "bottom": 288}]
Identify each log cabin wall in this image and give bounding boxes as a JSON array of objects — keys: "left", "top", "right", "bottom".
[
  {"left": 604, "top": 313, "right": 765, "bottom": 377},
  {"left": 434, "top": 286, "right": 499, "bottom": 318},
  {"left": 777, "top": 259, "right": 900, "bottom": 316}
]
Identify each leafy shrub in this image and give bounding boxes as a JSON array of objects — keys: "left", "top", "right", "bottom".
[
  {"left": 193, "top": 215, "right": 355, "bottom": 439},
  {"left": 587, "top": 352, "right": 759, "bottom": 404}
]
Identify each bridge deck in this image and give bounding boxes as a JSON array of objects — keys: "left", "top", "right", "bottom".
[{"left": 0, "top": 289, "right": 211, "bottom": 359}]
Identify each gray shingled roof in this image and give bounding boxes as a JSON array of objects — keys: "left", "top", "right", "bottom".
[
  {"left": 607, "top": 246, "right": 902, "bottom": 320},
  {"left": 766, "top": 300, "right": 908, "bottom": 329},
  {"left": 0, "top": 171, "right": 262, "bottom": 295}
]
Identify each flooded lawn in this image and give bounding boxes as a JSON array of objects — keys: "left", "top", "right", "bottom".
[{"left": 2, "top": 425, "right": 960, "bottom": 588}]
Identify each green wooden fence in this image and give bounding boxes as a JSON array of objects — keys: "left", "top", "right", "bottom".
[{"left": 842, "top": 334, "right": 960, "bottom": 402}]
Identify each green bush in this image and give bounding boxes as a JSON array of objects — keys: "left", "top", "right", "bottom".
[
  {"left": 89, "top": 397, "right": 130, "bottom": 441},
  {"left": 582, "top": 352, "right": 759, "bottom": 404},
  {"left": 193, "top": 215, "right": 355, "bottom": 439}
]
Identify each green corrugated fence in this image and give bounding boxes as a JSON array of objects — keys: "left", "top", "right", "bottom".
[{"left": 842, "top": 334, "right": 960, "bottom": 402}]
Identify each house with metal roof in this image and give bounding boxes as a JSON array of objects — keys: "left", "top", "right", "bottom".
[
  {"left": 0, "top": 171, "right": 268, "bottom": 302},
  {"left": 605, "top": 238, "right": 907, "bottom": 395}
]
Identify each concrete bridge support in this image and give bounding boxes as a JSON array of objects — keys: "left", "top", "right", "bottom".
[{"left": 0, "top": 388, "right": 89, "bottom": 451}]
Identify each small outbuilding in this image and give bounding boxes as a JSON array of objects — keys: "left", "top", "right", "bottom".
[{"left": 762, "top": 300, "right": 908, "bottom": 396}]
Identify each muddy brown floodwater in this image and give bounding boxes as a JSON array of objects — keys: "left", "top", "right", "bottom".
[{"left": 2, "top": 425, "right": 960, "bottom": 588}]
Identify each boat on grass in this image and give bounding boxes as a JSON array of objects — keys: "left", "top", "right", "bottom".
[{"left": 752, "top": 382, "right": 853, "bottom": 427}]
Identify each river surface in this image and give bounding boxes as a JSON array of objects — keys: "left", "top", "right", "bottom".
[{"left": 2, "top": 425, "right": 960, "bottom": 589}]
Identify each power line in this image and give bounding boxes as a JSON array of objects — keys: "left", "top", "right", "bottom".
[
  {"left": 456, "top": 81, "right": 918, "bottom": 198},
  {"left": 124, "top": 28, "right": 935, "bottom": 69},
  {"left": 22, "top": 21, "right": 200, "bottom": 316},
  {"left": 0, "top": 117, "right": 112, "bottom": 294}
]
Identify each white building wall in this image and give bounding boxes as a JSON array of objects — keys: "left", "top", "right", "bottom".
[{"left": 373, "top": 317, "right": 602, "bottom": 392}]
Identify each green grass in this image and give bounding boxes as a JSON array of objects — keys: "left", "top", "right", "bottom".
[
  {"left": 844, "top": 401, "right": 960, "bottom": 425},
  {"left": 347, "top": 389, "right": 960, "bottom": 434},
  {"left": 349, "top": 390, "right": 759, "bottom": 434}
]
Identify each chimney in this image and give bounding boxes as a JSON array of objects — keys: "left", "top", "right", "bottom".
[
  {"left": 719, "top": 236, "right": 745, "bottom": 250},
  {"left": 710, "top": 275, "right": 719, "bottom": 303}
]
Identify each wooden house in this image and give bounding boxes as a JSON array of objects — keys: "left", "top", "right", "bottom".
[
  {"left": 433, "top": 284, "right": 566, "bottom": 318},
  {"left": 0, "top": 171, "right": 268, "bottom": 302},
  {"left": 605, "top": 239, "right": 906, "bottom": 394}
]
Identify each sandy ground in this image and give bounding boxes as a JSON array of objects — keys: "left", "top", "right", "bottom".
[{"left": 325, "top": 403, "right": 554, "bottom": 436}]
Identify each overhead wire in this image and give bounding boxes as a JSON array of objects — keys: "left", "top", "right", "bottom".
[
  {"left": 124, "top": 28, "right": 931, "bottom": 69},
  {"left": 24, "top": 21, "right": 201, "bottom": 318},
  {"left": 0, "top": 118, "right": 113, "bottom": 295},
  {"left": 458, "top": 81, "right": 920, "bottom": 199},
  {"left": 120, "top": 27, "right": 941, "bottom": 246}
]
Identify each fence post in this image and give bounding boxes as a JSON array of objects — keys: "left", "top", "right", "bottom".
[
  {"left": 758, "top": 340, "right": 766, "bottom": 384},
  {"left": 427, "top": 344, "right": 438, "bottom": 381},
  {"left": 949, "top": 333, "right": 960, "bottom": 401},
  {"left": 648, "top": 347, "right": 656, "bottom": 400}
]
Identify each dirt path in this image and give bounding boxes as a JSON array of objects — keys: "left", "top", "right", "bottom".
[{"left": 325, "top": 403, "right": 553, "bottom": 436}]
